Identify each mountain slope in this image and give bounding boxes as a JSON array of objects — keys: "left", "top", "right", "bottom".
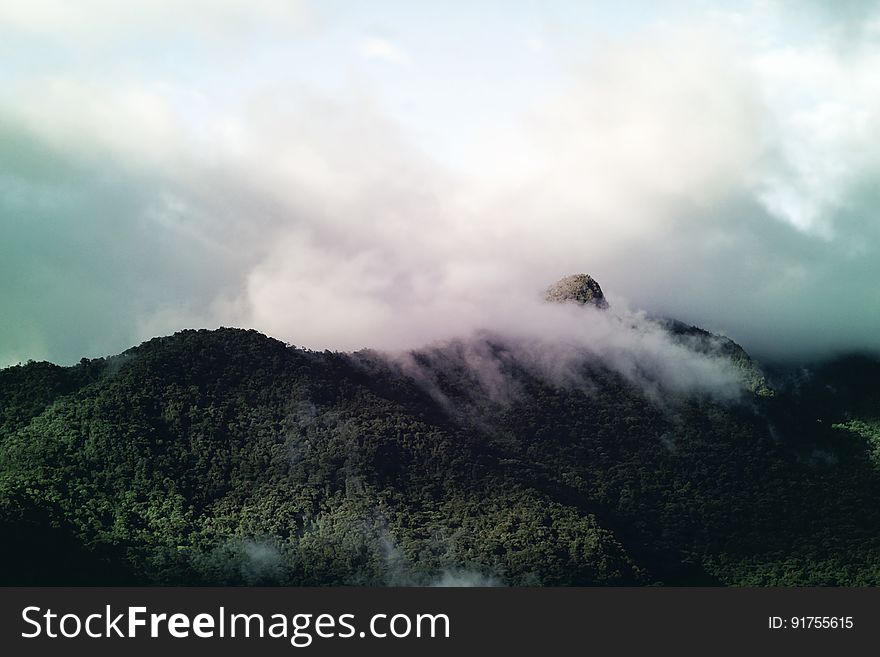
[{"left": 1, "top": 325, "right": 880, "bottom": 586}]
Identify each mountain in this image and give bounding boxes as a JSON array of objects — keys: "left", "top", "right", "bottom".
[{"left": 1, "top": 278, "right": 880, "bottom": 586}]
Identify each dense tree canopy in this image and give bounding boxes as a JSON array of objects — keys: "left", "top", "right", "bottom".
[{"left": 1, "top": 328, "right": 879, "bottom": 585}]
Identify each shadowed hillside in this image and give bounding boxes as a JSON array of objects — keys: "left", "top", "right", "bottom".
[{"left": 2, "top": 321, "right": 880, "bottom": 586}]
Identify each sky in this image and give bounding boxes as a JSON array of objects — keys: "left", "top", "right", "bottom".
[{"left": 1, "top": 0, "right": 880, "bottom": 367}]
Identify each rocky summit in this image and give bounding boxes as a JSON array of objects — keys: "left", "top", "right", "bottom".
[{"left": 545, "top": 273, "right": 609, "bottom": 309}]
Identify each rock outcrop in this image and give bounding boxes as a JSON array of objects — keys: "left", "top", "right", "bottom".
[{"left": 545, "top": 273, "right": 609, "bottom": 309}]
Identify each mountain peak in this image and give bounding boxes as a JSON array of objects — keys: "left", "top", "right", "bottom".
[{"left": 545, "top": 273, "right": 609, "bottom": 309}]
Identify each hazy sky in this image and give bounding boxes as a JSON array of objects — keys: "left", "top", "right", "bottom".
[{"left": 2, "top": 0, "right": 880, "bottom": 366}]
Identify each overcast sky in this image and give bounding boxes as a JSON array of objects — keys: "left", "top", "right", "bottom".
[{"left": 2, "top": 0, "right": 879, "bottom": 366}]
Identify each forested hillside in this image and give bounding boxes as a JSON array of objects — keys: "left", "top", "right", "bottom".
[{"left": 2, "top": 327, "right": 879, "bottom": 585}]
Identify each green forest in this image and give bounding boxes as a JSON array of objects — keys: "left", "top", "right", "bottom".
[{"left": 1, "top": 327, "right": 879, "bottom": 586}]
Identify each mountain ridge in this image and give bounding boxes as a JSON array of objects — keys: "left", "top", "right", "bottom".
[{"left": 2, "top": 300, "right": 879, "bottom": 585}]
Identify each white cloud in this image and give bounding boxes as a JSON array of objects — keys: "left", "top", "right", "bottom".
[
  {"left": 2, "top": 1, "right": 880, "bottom": 365},
  {"left": 0, "top": 0, "right": 307, "bottom": 41},
  {"left": 748, "top": 43, "right": 880, "bottom": 237},
  {"left": 360, "top": 36, "right": 413, "bottom": 68},
  {"left": 525, "top": 36, "right": 544, "bottom": 53}
]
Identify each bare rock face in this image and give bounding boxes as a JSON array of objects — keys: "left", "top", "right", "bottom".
[{"left": 545, "top": 274, "right": 609, "bottom": 309}]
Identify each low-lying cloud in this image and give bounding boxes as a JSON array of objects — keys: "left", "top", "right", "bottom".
[{"left": 373, "top": 297, "right": 750, "bottom": 408}]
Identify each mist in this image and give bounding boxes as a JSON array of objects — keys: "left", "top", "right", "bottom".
[
  {"left": 2, "top": 1, "right": 879, "bottom": 367},
  {"left": 364, "top": 296, "right": 752, "bottom": 410}
]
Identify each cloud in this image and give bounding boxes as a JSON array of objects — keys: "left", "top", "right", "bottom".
[
  {"left": 0, "top": 119, "right": 249, "bottom": 367},
  {"left": 748, "top": 42, "right": 880, "bottom": 238},
  {"left": 430, "top": 570, "right": 500, "bottom": 587},
  {"left": 374, "top": 298, "right": 751, "bottom": 409},
  {"left": 1, "top": 1, "right": 879, "bottom": 367},
  {"left": 0, "top": 0, "right": 307, "bottom": 43},
  {"left": 778, "top": 0, "right": 880, "bottom": 36},
  {"left": 525, "top": 37, "right": 544, "bottom": 54},
  {"left": 359, "top": 36, "right": 413, "bottom": 68}
]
